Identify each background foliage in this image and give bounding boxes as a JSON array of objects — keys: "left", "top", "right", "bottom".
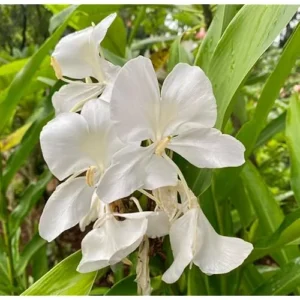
[{"left": 0, "top": 4, "right": 300, "bottom": 296}]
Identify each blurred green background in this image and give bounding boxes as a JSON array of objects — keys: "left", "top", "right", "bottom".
[{"left": 1, "top": 4, "right": 300, "bottom": 296}]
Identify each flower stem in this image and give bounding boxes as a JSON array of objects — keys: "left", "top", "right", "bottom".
[{"left": 162, "top": 153, "right": 192, "bottom": 208}]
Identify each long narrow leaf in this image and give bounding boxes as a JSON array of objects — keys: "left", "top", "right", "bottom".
[
  {"left": 22, "top": 251, "right": 97, "bottom": 295},
  {"left": 253, "top": 258, "right": 300, "bottom": 295},
  {"left": 16, "top": 234, "right": 46, "bottom": 276},
  {"left": 240, "top": 161, "right": 299, "bottom": 265},
  {"left": 2, "top": 82, "right": 62, "bottom": 191},
  {"left": 0, "top": 5, "right": 77, "bottom": 133},
  {"left": 286, "top": 93, "right": 300, "bottom": 204},
  {"left": 214, "top": 22, "right": 300, "bottom": 201},
  {"left": 194, "top": 5, "right": 241, "bottom": 71},
  {"left": 8, "top": 170, "right": 52, "bottom": 236},
  {"left": 208, "top": 5, "right": 297, "bottom": 129}
]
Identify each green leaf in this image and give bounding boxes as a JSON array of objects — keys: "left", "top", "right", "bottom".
[
  {"left": 0, "top": 5, "right": 78, "bottom": 133},
  {"left": 0, "top": 58, "right": 28, "bottom": 89},
  {"left": 208, "top": 5, "right": 297, "bottom": 129},
  {"left": 240, "top": 161, "right": 299, "bottom": 265},
  {"left": 187, "top": 265, "right": 208, "bottom": 295},
  {"left": 253, "top": 258, "right": 300, "bottom": 295},
  {"left": 255, "top": 112, "right": 286, "bottom": 149},
  {"left": 174, "top": 154, "right": 212, "bottom": 197},
  {"left": 286, "top": 93, "right": 300, "bottom": 204},
  {"left": 128, "top": 6, "right": 146, "bottom": 46},
  {"left": 194, "top": 5, "right": 241, "bottom": 71},
  {"left": 0, "top": 123, "right": 32, "bottom": 152},
  {"left": 248, "top": 208, "right": 300, "bottom": 263},
  {"left": 228, "top": 176, "right": 255, "bottom": 229},
  {"left": 167, "top": 36, "right": 192, "bottom": 72},
  {"left": 131, "top": 35, "right": 177, "bottom": 51},
  {"left": 104, "top": 274, "right": 162, "bottom": 295},
  {"left": 22, "top": 251, "right": 97, "bottom": 295},
  {"left": 49, "top": 5, "right": 78, "bottom": 33},
  {"left": 103, "top": 48, "right": 127, "bottom": 66},
  {"left": 31, "top": 244, "right": 49, "bottom": 281},
  {"left": 2, "top": 82, "right": 62, "bottom": 191},
  {"left": 101, "top": 16, "right": 127, "bottom": 57},
  {"left": 90, "top": 287, "right": 110, "bottom": 295},
  {"left": 240, "top": 264, "right": 265, "bottom": 294},
  {"left": 16, "top": 234, "right": 46, "bottom": 276},
  {"left": 214, "top": 22, "right": 300, "bottom": 202},
  {"left": 105, "top": 274, "right": 137, "bottom": 295},
  {"left": 0, "top": 252, "right": 11, "bottom": 291},
  {"left": 237, "top": 23, "right": 300, "bottom": 157},
  {"left": 8, "top": 171, "right": 52, "bottom": 236}
]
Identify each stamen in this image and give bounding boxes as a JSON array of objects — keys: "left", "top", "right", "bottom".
[
  {"left": 138, "top": 189, "right": 161, "bottom": 205},
  {"left": 130, "top": 197, "right": 143, "bottom": 212},
  {"left": 155, "top": 136, "right": 171, "bottom": 156},
  {"left": 50, "top": 56, "right": 62, "bottom": 79},
  {"left": 122, "top": 257, "right": 132, "bottom": 266},
  {"left": 86, "top": 166, "right": 97, "bottom": 187}
]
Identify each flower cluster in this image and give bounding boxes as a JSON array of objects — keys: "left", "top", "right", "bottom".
[{"left": 39, "top": 13, "right": 253, "bottom": 295}]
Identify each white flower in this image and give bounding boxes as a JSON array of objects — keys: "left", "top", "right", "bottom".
[
  {"left": 39, "top": 99, "right": 123, "bottom": 242},
  {"left": 96, "top": 56, "right": 245, "bottom": 203},
  {"left": 77, "top": 210, "right": 169, "bottom": 273},
  {"left": 162, "top": 189, "right": 253, "bottom": 284},
  {"left": 51, "top": 13, "right": 120, "bottom": 114}
]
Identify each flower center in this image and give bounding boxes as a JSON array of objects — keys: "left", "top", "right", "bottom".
[
  {"left": 155, "top": 136, "right": 171, "bottom": 156},
  {"left": 86, "top": 166, "right": 97, "bottom": 187}
]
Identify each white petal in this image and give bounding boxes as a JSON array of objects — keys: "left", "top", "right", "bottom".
[
  {"left": 109, "top": 218, "right": 147, "bottom": 265},
  {"left": 98, "top": 59, "right": 121, "bottom": 102},
  {"left": 79, "top": 194, "right": 104, "bottom": 232},
  {"left": 143, "top": 154, "right": 178, "bottom": 190},
  {"left": 160, "top": 63, "right": 217, "bottom": 137},
  {"left": 40, "top": 113, "right": 93, "bottom": 180},
  {"left": 81, "top": 99, "right": 123, "bottom": 168},
  {"left": 77, "top": 216, "right": 147, "bottom": 273},
  {"left": 193, "top": 208, "right": 253, "bottom": 275},
  {"left": 81, "top": 98, "right": 110, "bottom": 134},
  {"left": 168, "top": 128, "right": 245, "bottom": 168},
  {"left": 146, "top": 211, "right": 170, "bottom": 238},
  {"left": 114, "top": 211, "right": 170, "bottom": 238},
  {"left": 110, "top": 56, "right": 160, "bottom": 143},
  {"left": 91, "top": 13, "right": 117, "bottom": 48},
  {"left": 96, "top": 145, "right": 154, "bottom": 203},
  {"left": 162, "top": 209, "right": 197, "bottom": 284},
  {"left": 39, "top": 177, "right": 94, "bottom": 242},
  {"left": 52, "top": 13, "right": 116, "bottom": 80},
  {"left": 52, "top": 82, "right": 103, "bottom": 115},
  {"left": 101, "top": 61, "right": 121, "bottom": 102},
  {"left": 153, "top": 186, "right": 178, "bottom": 220}
]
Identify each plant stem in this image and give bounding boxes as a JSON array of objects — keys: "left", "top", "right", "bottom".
[{"left": 1, "top": 221, "right": 16, "bottom": 295}]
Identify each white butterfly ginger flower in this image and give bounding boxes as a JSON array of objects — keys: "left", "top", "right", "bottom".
[
  {"left": 39, "top": 99, "right": 123, "bottom": 242},
  {"left": 77, "top": 206, "right": 169, "bottom": 273},
  {"left": 96, "top": 56, "right": 245, "bottom": 203},
  {"left": 162, "top": 187, "right": 253, "bottom": 284},
  {"left": 51, "top": 13, "right": 120, "bottom": 114}
]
